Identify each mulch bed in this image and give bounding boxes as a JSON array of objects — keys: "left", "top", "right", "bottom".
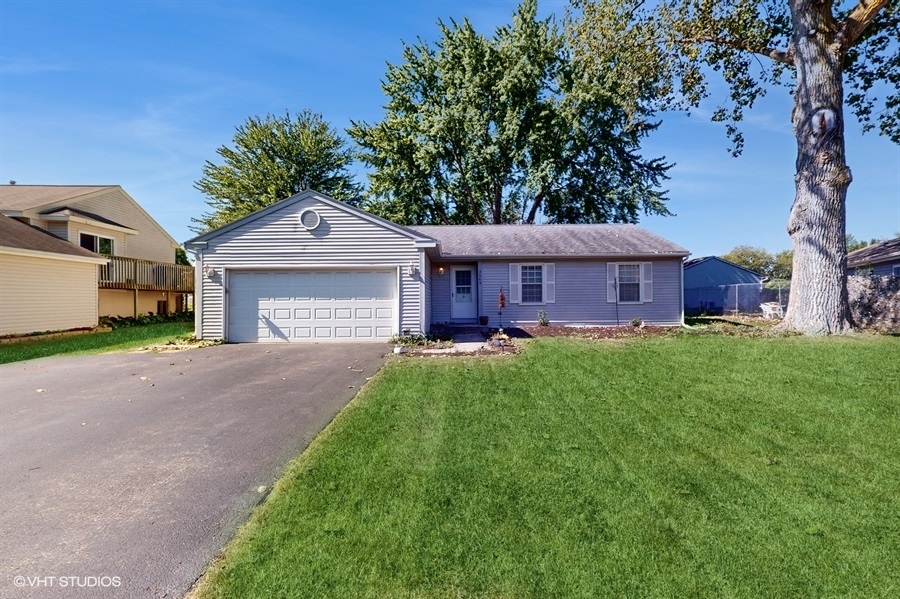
[{"left": 513, "top": 325, "right": 669, "bottom": 339}]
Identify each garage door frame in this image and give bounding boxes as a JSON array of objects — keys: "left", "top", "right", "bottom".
[{"left": 223, "top": 264, "right": 402, "bottom": 342}]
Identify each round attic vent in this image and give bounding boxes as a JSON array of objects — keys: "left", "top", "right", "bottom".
[{"left": 298, "top": 209, "right": 321, "bottom": 231}]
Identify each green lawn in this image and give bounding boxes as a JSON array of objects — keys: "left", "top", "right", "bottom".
[
  {"left": 194, "top": 335, "right": 899, "bottom": 598},
  {"left": 0, "top": 322, "right": 194, "bottom": 364}
]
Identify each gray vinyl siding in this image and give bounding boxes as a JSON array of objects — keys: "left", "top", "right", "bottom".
[
  {"left": 422, "top": 253, "right": 432, "bottom": 332},
  {"left": 430, "top": 265, "right": 452, "bottom": 322},
  {"left": 196, "top": 196, "right": 423, "bottom": 340},
  {"left": 850, "top": 263, "right": 898, "bottom": 276},
  {"left": 475, "top": 259, "right": 683, "bottom": 327}
]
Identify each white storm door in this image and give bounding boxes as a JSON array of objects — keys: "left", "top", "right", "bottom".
[{"left": 450, "top": 266, "right": 477, "bottom": 319}]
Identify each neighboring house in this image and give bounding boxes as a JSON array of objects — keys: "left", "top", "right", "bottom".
[
  {"left": 846, "top": 237, "right": 900, "bottom": 276},
  {"left": 0, "top": 214, "right": 108, "bottom": 336},
  {"left": 683, "top": 256, "right": 765, "bottom": 315},
  {"left": 184, "top": 190, "right": 689, "bottom": 343},
  {"left": 0, "top": 185, "right": 193, "bottom": 320}
]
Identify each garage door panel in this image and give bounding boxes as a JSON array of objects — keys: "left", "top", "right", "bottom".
[{"left": 228, "top": 270, "right": 396, "bottom": 343}]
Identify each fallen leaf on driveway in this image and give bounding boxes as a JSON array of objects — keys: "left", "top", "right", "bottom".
[
  {"left": 36, "top": 389, "right": 45, "bottom": 393},
  {"left": 81, "top": 422, "right": 86, "bottom": 426},
  {"left": 348, "top": 385, "right": 355, "bottom": 388},
  {"left": 140, "top": 376, "right": 148, "bottom": 381}
]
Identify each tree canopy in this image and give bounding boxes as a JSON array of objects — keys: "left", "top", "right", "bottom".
[
  {"left": 722, "top": 245, "right": 776, "bottom": 277},
  {"left": 191, "top": 110, "right": 360, "bottom": 233},
  {"left": 568, "top": 0, "right": 898, "bottom": 335},
  {"left": 349, "top": 0, "right": 672, "bottom": 226}
]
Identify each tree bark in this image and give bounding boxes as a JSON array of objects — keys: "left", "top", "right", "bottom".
[{"left": 778, "top": 0, "right": 853, "bottom": 335}]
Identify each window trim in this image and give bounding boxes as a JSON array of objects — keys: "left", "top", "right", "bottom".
[{"left": 616, "top": 263, "right": 642, "bottom": 303}]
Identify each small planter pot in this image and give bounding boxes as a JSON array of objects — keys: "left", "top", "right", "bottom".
[{"left": 393, "top": 346, "right": 406, "bottom": 354}]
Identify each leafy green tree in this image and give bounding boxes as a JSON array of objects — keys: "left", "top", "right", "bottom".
[
  {"left": 845, "top": 233, "right": 882, "bottom": 252},
  {"left": 772, "top": 249, "right": 793, "bottom": 280},
  {"left": 192, "top": 110, "right": 360, "bottom": 233},
  {"left": 175, "top": 247, "right": 191, "bottom": 266},
  {"left": 721, "top": 245, "right": 775, "bottom": 277},
  {"left": 349, "top": 0, "right": 671, "bottom": 226},
  {"left": 568, "top": 1, "right": 898, "bottom": 335}
]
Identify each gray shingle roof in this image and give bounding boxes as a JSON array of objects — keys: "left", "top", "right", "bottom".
[
  {"left": 409, "top": 224, "right": 689, "bottom": 258},
  {"left": 846, "top": 237, "right": 900, "bottom": 268},
  {"left": 0, "top": 214, "right": 104, "bottom": 259}
]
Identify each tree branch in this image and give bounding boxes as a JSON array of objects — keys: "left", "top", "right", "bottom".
[
  {"left": 837, "top": 0, "right": 889, "bottom": 52},
  {"left": 525, "top": 191, "right": 545, "bottom": 224},
  {"left": 677, "top": 36, "right": 793, "bottom": 66}
]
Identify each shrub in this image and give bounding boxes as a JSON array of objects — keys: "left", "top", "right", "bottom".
[
  {"left": 100, "top": 311, "right": 194, "bottom": 329},
  {"left": 537, "top": 310, "right": 550, "bottom": 326}
]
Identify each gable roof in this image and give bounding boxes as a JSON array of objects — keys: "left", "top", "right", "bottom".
[
  {"left": 0, "top": 214, "right": 107, "bottom": 262},
  {"left": 683, "top": 256, "right": 765, "bottom": 287},
  {"left": 184, "top": 189, "right": 438, "bottom": 247},
  {"left": 846, "top": 237, "right": 900, "bottom": 268},
  {"left": 409, "top": 224, "right": 689, "bottom": 258},
  {"left": 0, "top": 184, "right": 178, "bottom": 247}
]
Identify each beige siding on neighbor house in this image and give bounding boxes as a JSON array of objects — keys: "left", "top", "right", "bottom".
[
  {"left": 71, "top": 188, "right": 175, "bottom": 263},
  {"left": 99, "top": 289, "right": 167, "bottom": 317},
  {"left": 0, "top": 253, "right": 99, "bottom": 336},
  {"left": 46, "top": 221, "right": 68, "bottom": 240}
]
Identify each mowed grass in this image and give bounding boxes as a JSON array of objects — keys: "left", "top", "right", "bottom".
[
  {"left": 195, "top": 335, "right": 900, "bottom": 599},
  {"left": 0, "top": 322, "right": 193, "bottom": 364}
]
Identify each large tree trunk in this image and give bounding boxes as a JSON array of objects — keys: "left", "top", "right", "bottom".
[{"left": 778, "top": 1, "right": 853, "bottom": 334}]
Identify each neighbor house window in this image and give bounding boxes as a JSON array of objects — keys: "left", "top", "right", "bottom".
[
  {"left": 80, "top": 233, "right": 114, "bottom": 254},
  {"left": 509, "top": 263, "right": 556, "bottom": 305},
  {"left": 893, "top": 265, "right": 900, "bottom": 277},
  {"left": 607, "top": 263, "right": 653, "bottom": 304}
]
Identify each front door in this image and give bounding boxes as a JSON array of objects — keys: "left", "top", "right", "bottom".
[{"left": 450, "top": 266, "right": 477, "bottom": 319}]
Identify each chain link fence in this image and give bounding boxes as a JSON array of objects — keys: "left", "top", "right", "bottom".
[{"left": 685, "top": 283, "right": 790, "bottom": 317}]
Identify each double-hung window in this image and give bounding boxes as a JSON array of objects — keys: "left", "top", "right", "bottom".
[
  {"left": 509, "top": 263, "right": 555, "bottom": 305},
  {"left": 520, "top": 265, "right": 543, "bottom": 303},
  {"left": 607, "top": 263, "right": 653, "bottom": 304}
]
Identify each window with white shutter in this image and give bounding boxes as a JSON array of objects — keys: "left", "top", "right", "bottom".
[
  {"left": 607, "top": 262, "right": 653, "bottom": 303},
  {"left": 509, "top": 263, "right": 555, "bottom": 304}
]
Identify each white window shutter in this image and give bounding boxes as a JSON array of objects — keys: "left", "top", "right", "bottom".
[
  {"left": 607, "top": 263, "right": 617, "bottom": 303},
  {"left": 642, "top": 262, "right": 653, "bottom": 303},
  {"left": 509, "top": 263, "right": 521, "bottom": 304},
  {"left": 544, "top": 263, "right": 555, "bottom": 303}
]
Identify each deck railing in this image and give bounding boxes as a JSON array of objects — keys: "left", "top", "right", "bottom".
[{"left": 98, "top": 254, "right": 194, "bottom": 292}]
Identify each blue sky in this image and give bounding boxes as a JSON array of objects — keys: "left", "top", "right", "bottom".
[{"left": 1, "top": 0, "right": 897, "bottom": 258}]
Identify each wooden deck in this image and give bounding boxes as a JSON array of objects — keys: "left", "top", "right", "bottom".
[{"left": 98, "top": 255, "right": 194, "bottom": 292}]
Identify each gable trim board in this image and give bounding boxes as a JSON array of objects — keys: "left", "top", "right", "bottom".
[{"left": 187, "top": 190, "right": 688, "bottom": 342}]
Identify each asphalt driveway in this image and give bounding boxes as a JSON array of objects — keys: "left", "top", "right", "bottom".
[{"left": 0, "top": 343, "right": 389, "bottom": 598}]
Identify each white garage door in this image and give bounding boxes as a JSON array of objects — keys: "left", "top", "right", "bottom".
[{"left": 227, "top": 270, "right": 396, "bottom": 342}]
